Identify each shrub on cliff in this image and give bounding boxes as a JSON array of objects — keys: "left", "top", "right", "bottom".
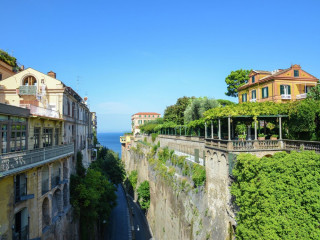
[
  {"left": 231, "top": 151, "right": 320, "bottom": 240},
  {"left": 137, "top": 181, "right": 150, "bottom": 210},
  {"left": 128, "top": 170, "right": 138, "bottom": 190}
]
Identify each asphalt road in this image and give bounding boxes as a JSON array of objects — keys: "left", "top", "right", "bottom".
[
  {"left": 105, "top": 185, "right": 131, "bottom": 240},
  {"left": 128, "top": 195, "right": 153, "bottom": 240}
]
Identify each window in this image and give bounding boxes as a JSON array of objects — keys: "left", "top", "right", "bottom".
[
  {"left": 138, "top": 120, "right": 142, "bottom": 124},
  {"left": 13, "top": 208, "right": 29, "bottom": 240},
  {"left": 55, "top": 128, "right": 59, "bottom": 145},
  {"left": 22, "top": 76, "right": 37, "bottom": 86},
  {"left": 145, "top": 115, "right": 146, "bottom": 117},
  {"left": 262, "top": 87, "right": 269, "bottom": 98},
  {"left": 280, "top": 85, "right": 291, "bottom": 95},
  {"left": 251, "top": 90, "right": 256, "bottom": 99},
  {"left": 34, "top": 128, "right": 40, "bottom": 149},
  {"left": 51, "top": 162, "right": 60, "bottom": 188},
  {"left": 1, "top": 124, "right": 8, "bottom": 153},
  {"left": 15, "top": 173, "right": 27, "bottom": 202},
  {"left": 10, "top": 123, "right": 27, "bottom": 152},
  {"left": 139, "top": 115, "right": 141, "bottom": 117},
  {"left": 0, "top": 73, "right": 2, "bottom": 80},
  {"left": 242, "top": 93, "right": 247, "bottom": 102},
  {"left": 294, "top": 70, "right": 299, "bottom": 77},
  {"left": 306, "top": 86, "right": 313, "bottom": 93},
  {"left": 43, "top": 128, "right": 53, "bottom": 147},
  {"left": 252, "top": 76, "right": 255, "bottom": 83}
]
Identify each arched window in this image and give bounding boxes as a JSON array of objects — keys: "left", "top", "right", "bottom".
[
  {"left": 51, "top": 162, "right": 60, "bottom": 188},
  {"left": 42, "top": 197, "right": 50, "bottom": 229},
  {"left": 22, "top": 76, "right": 37, "bottom": 86},
  {"left": 52, "top": 189, "right": 62, "bottom": 218},
  {"left": 41, "top": 166, "right": 49, "bottom": 195},
  {"left": 63, "top": 184, "right": 68, "bottom": 208}
]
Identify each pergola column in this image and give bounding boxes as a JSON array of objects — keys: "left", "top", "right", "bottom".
[
  {"left": 185, "top": 127, "right": 187, "bottom": 136},
  {"left": 211, "top": 121, "right": 213, "bottom": 139},
  {"left": 218, "top": 119, "right": 221, "bottom": 140},
  {"left": 254, "top": 121, "right": 257, "bottom": 140},
  {"left": 228, "top": 117, "right": 231, "bottom": 141},
  {"left": 279, "top": 117, "right": 282, "bottom": 140},
  {"left": 205, "top": 122, "right": 207, "bottom": 138}
]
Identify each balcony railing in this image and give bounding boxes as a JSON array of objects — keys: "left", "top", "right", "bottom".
[
  {"left": 0, "top": 143, "right": 74, "bottom": 176},
  {"left": 20, "top": 104, "right": 60, "bottom": 119},
  {"left": 296, "top": 93, "right": 307, "bottom": 100},
  {"left": 19, "top": 85, "right": 37, "bottom": 95},
  {"left": 281, "top": 94, "right": 291, "bottom": 100},
  {"left": 205, "top": 139, "right": 282, "bottom": 151}
]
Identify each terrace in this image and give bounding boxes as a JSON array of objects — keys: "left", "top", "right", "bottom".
[{"left": 0, "top": 143, "right": 74, "bottom": 177}]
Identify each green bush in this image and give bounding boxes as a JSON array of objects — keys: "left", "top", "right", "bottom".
[
  {"left": 191, "top": 164, "right": 206, "bottom": 187},
  {"left": 151, "top": 133, "right": 158, "bottom": 142},
  {"left": 137, "top": 181, "right": 150, "bottom": 210},
  {"left": 232, "top": 151, "right": 320, "bottom": 240},
  {"left": 128, "top": 170, "right": 138, "bottom": 190}
]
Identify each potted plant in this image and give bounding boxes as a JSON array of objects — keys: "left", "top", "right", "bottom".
[
  {"left": 236, "top": 123, "right": 247, "bottom": 140},
  {"left": 238, "top": 134, "right": 247, "bottom": 141},
  {"left": 270, "top": 134, "right": 278, "bottom": 140},
  {"left": 258, "top": 133, "right": 266, "bottom": 140}
]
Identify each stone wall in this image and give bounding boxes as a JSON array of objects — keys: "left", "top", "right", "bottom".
[{"left": 122, "top": 140, "right": 236, "bottom": 240}]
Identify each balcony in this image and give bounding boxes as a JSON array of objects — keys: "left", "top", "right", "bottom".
[
  {"left": 19, "top": 85, "right": 37, "bottom": 95},
  {"left": 281, "top": 94, "right": 291, "bottom": 100},
  {"left": 0, "top": 143, "right": 74, "bottom": 177},
  {"left": 20, "top": 104, "right": 60, "bottom": 119},
  {"left": 296, "top": 93, "right": 307, "bottom": 100},
  {"left": 250, "top": 98, "right": 257, "bottom": 102},
  {"left": 120, "top": 136, "right": 127, "bottom": 143}
]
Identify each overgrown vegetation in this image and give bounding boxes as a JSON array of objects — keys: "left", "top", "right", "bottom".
[
  {"left": 231, "top": 151, "right": 320, "bottom": 240},
  {"left": 128, "top": 170, "right": 138, "bottom": 190},
  {"left": 70, "top": 151, "right": 118, "bottom": 240},
  {"left": 137, "top": 181, "right": 150, "bottom": 210},
  {"left": 0, "top": 49, "right": 19, "bottom": 68}
]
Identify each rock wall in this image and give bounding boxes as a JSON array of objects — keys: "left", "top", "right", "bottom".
[{"left": 122, "top": 138, "right": 236, "bottom": 240}]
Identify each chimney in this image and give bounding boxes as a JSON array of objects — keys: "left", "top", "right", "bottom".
[{"left": 47, "top": 71, "right": 56, "bottom": 78}]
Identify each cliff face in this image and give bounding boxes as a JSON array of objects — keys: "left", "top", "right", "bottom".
[{"left": 122, "top": 137, "right": 235, "bottom": 240}]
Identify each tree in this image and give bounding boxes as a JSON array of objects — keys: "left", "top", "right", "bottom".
[
  {"left": 92, "top": 147, "right": 126, "bottom": 184},
  {"left": 137, "top": 181, "right": 150, "bottom": 210},
  {"left": 184, "top": 97, "right": 220, "bottom": 124},
  {"left": 225, "top": 69, "right": 251, "bottom": 97},
  {"left": 307, "top": 85, "right": 320, "bottom": 100},
  {"left": 163, "top": 96, "right": 195, "bottom": 125}
]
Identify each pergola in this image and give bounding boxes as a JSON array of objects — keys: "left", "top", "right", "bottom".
[{"left": 204, "top": 115, "right": 288, "bottom": 141}]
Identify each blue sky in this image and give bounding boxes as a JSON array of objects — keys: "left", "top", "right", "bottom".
[{"left": 2, "top": 0, "right": 320, "bottom": 132}]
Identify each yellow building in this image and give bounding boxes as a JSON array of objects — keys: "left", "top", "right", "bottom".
[
  {"left": 238, "top": 64, "right": 319, "bottom": 103},
  {"left": 0, "top": 103, "right": 76, "bottom": 240}
]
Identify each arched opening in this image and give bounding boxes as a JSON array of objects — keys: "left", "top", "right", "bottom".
[
  {"left": 63, "top": 160, "right": 68, "bottom": 180},
  {"left": 42, "top": 197, "right": 50, "bottom": 229},
  {"left": 22, "top": 76, "right": 37, "bottom": 86},
  {"left": 51, "top": 162, "right": 60, "bottom": 189},
  {"left": 63, "top": 184, "right": 68, "bottom": 208},
  {"left": 41, "top": 166, "right": 49, "bottom": 195},
  {"left": 52, "top": 189, "right": 62, "bottom": 218}
]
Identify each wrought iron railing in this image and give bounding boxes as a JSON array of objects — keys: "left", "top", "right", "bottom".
[
  {"left": 19, "top": 85, "right": 37, "bottom": 95},
  {"left": 0, "top": 144, "right": 74, "bottom": 174}
]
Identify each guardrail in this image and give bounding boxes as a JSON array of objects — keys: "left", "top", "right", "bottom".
[{"left": 0, "top": 143, "right": 74, "bottom": 174}]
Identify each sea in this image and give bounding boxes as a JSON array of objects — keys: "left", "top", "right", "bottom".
[{"left": 97, "top": 132, "right": 124, "bottom": 158}]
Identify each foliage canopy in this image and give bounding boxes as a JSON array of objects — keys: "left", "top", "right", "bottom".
[
  {"left": 232, "top": 151, "right": 320, "bottom": 240},
  {"left": 225, "top": 69, "right": 251, "bottom": 97}
]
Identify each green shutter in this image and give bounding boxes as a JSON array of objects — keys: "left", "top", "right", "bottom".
[
  {"left": 262, "top": 88, "right": 264, "bottom": 98},
  {"left": 280, "top": 85, "right": 284, "bottom": 95},
  {"left": 266, "top": 87, "right": 269, "bottom": 97},
  {"left": 288, "top": 85, "right": 291, "bottom": 94}
]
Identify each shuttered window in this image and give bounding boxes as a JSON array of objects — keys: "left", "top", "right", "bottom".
[
  {"left": 280, "top": 85, "right": 291, "bottom": 95},
  {"left": 252, "top": 90, "right": 256, "bottom": 99},
  {"left": 262, "top": 87, "right": 269, "bottom": 98},
  {"left": 242, "top": 93, "right": 247, "bottom": 102},
  {"left": 252, "top": 76, "right": 255, "bottom": 83}
]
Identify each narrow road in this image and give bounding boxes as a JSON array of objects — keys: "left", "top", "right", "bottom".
[
  {"left": 128, "top": 195, "right": 153, "bottom": 240},
  {"left": 105, "top": 185, "right": 131, "bottom": 240}
]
